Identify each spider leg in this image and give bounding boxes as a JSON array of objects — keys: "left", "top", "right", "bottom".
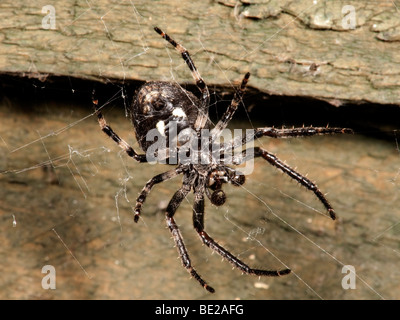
[
  {"left": 254, "top": 126, "right": 354, "bottom": 139},
  {"left": 154, "top": 27, "right": 209, "bottom": 130},
  {"left": 211, "top": 72, "right": 250, "bottom": 139},
  {"left": 134, "top": 167, "right": 183, "bottom": 222},
  {"left": 223, "top": 126, "right": 353, "bottom": 153},
  {"left": 165, "top": 182, "right": 215, "bottom": 293},
  {"left": 93, "top": 95, "right": 147, "bottom": 163},
  {"left": 235, "top": 147, "right": 337, "bottom": 220},
  {"left": 192, "top": 185, "right": 291, "bottom": 278}
]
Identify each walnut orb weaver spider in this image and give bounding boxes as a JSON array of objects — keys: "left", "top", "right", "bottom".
[{"left": 93, "top": 27, "right": 353, "bottom": 293}]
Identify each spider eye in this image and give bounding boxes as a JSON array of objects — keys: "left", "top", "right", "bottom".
[
  {"left": 211, "top": 189, "right": 226, "bottom": 206},
  {"left": 231, "top": 174, "right": 245, "bottom": 186}
]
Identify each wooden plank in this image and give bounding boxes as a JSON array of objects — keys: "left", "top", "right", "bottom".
[
  {"left": 1, "top": 96, "right": 399, "bottom": 300},
  {"left": 0, "top": 0, "right": 399, "bottom": 105}
]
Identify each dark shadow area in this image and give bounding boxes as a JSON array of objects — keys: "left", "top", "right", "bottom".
[{"left": 1, "top": 74, "right": 398, "bottom": 141}]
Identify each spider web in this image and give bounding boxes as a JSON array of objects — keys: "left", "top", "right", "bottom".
[{"left": 0, "top": 0, "right": 399, "bottom": 300}]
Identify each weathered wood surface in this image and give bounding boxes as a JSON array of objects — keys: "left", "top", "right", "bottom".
[
  {"left": 1, "top": 0, "right": 400, "bottom": 105},
  {"left": 1, "top": 96, "right": 399, "bottom": 300}
]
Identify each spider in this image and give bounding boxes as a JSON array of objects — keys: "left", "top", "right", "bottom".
[{"left": 93, "top": 27, "right": 353, "bottom": 293}]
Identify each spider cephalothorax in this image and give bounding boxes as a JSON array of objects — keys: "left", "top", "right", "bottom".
[{"left": 93, "top": 27, "right": 353, "bottom": 293}]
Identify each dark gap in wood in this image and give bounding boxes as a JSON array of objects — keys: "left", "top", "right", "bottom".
[{"left": 1, "top": 73, "right": 398, "bottom": 140}]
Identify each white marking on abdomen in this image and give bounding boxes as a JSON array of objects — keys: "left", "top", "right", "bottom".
[
  {"left": 172, "top": 107, "right": 187, "bottom": 118},
  {"left": 156, "top": 120, "right": 166, "bottom": 136}
]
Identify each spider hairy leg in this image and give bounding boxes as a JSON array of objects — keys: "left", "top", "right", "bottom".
[
  {"left": 167, "top": 216, "right": 215, "bottom": 293},
  {"left": 199, "top": 230, "right": 291, "bottom": 277},
  {"left": 134, "top": 168, "right": 183, "bottom": 222},
  {"left": 154, "top": 27, "right": 205, "bottom": 90},
  {"left": 166, "top": 186, "right": 215, "bottom": 293},
  {"left": 224, "top": 126, "right": 353, "bottom": 153},
  {"left": 258, "top": 148, "right": 337, "bottom": 220},
  {"left": 154, "top": 26, "right": 209, "bottom": 129},
  {"left": 92, "top": 91, "right": 147, "bottom": 163},
  {"left": 211, "top": 72, "right": 250, "bottom": 139},
  {"left": 255, "top": 127, "right": 354, "bottom": 139},
  {"left": 237, "top": 147, "right": 337, "bottom": 220},
  {"left": 193, "top": 188, "right": 291, "bottom": 280}
]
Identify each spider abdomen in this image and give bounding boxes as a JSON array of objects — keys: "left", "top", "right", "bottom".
[{"left": 130, "top": 81, "right": 201, "bottom": 152}]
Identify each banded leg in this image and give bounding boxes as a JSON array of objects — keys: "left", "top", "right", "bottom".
[
  {"left": 211, "top": 72, "right": 250, "bottom": 139},
  {"left": 134, "top": 167, "right": 183, "bottom": 222},
  {"left": 222, "top": 126, "right": 353, "bottom": 154},
  {"left": 254, "top": 126, "right": 353, "bottom": 139},
  {"left": 235, "top": 147, "right": 337, "bottom": 220},
  {"left": 192, "top": 188, "right": 291, "bottom": 278},
  {"left": 166, "top": 185, "right": 215, "bottom": 293},
  {"left": 93, "top": 95, "right": 147, "bottom": 163},
  {"left": 154, "top": 27, "right": 209, "bottom": 129}
]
